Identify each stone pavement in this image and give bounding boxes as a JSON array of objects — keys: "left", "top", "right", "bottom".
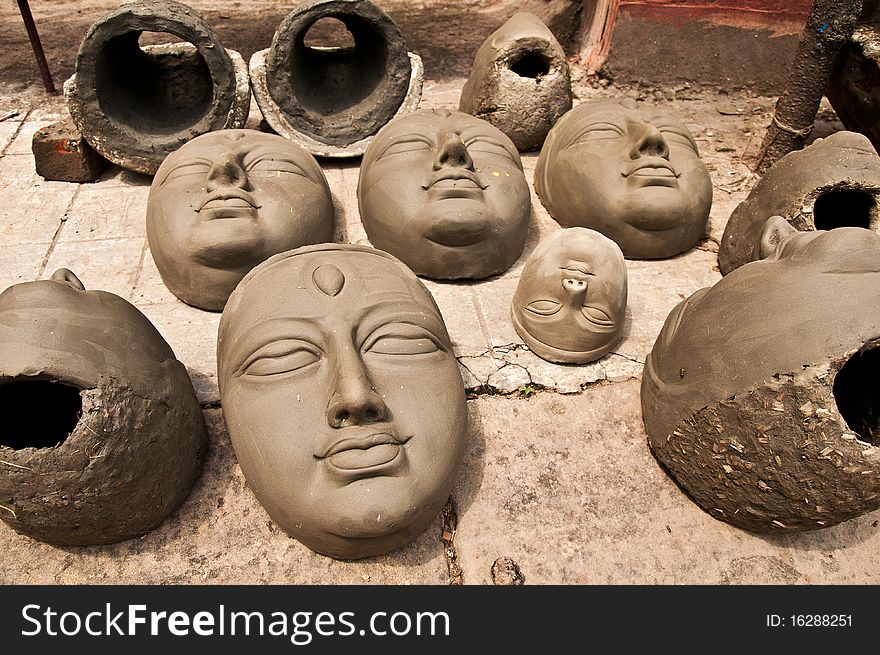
[{"left": 2, "top": 83, "right": 879, "bottom": 584}]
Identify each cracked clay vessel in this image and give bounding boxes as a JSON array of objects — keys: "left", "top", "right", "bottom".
[
  {"left": 65, "top": 0, "right": 250, "bottom": 175},
  {"left": 217, "top": 244, "right": 467, "bottom": 559},
  {"left": 511, "top": 228, "right": 627, "bottom": 364},
  {"left": 358, "top": 108, "right": 530, "bottom": 280},
  {"left": 642, "top": 218, "right": 880, "bottom": 532},
  {"left": 535, "top": 99, "right": 712, "bottom": 259},
  {"left": 459, "top": 11, "right": 571, "bottom": 152},
  {"left": 0, "top": 270, "right": 208, "bottom": 546},
  {"left": 147, "top": 129, "right": 334, "bottom": 311},
  {"left": 718, "top": 131, "right": 880, "bottom": 275}
]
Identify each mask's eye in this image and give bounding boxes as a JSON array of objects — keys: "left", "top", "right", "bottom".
[
  {"left": 582, "top": 305, "right": 614, "bottom": 327},
  {"left": 246, "top": 156, "right": 308, "bottom": 178},
  {"left": 464, "top": 137, "right": 516, "bottom": 160},
  {"left": 239, "top": 340, "right": 321, "bottom": 378},
  {"left": 524, "top": 300, "right": 562, "bottom": 317},
  {"left": 574, "top": 123, "right": 625, "bottom": 144},
  {"left": 363, "top": 324, "right": 444, "bottom": 356},
  {"left": 160, "top": 160, "right": 212, "bottom": 184},
  {"left": 658, "top": 128, "right": 698, "bottom": 152},
  {"left": 378, "top": 137, "right": 434, "bottom": 159}
]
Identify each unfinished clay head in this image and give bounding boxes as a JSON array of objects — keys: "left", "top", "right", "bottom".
[
  {"left": 0, "top": 270, "right": 207, "bottom": 546},
  {"left": 459, "top": 11, "right": 572, "bottom": 152},
  {"left": 65, "top": 0, "right": 250, "bottom": 175},
  {"left": 511, "top": 228, "right": 627, "bottom": 364},
  {"left": 535, "top": 98, "right": 713, "bottom": 259},
  {"left": 718, "top": 131, "right": 880, "bottom": 274},
  {"left": 642, "top": 218, "right": 880, "bottom": 532},
  {"left": 358, "top": 108, "right": 530, "bottom": 280},
  {"left": 218, "top": 244, "right": 467, "bottom": 559},
  {"left": 147, "top": 129, "right": 334, "bottom": 311}
]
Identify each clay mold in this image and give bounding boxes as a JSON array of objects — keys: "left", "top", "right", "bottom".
[
  {"left": 459, "top": 11, "right": 572, "bottom": 152},
  {"left": 64, "top": 0, "right": 250, "bottom": 175}
]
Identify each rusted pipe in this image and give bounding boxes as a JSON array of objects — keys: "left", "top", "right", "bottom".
[{"left": 17, "top": 0, "right": 57, "bottom": 94}]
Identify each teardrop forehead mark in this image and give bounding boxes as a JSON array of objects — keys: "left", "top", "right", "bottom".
[{"left": 312, "top": 263, "right": 345, "bottom": 297}]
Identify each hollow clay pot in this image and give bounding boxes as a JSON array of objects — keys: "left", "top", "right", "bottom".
[
  {"left": 218, "top": 244, "right": 467, "bottom": 559},
  {"left": 642, "top": 219, "right": 880, "bottom": 533},
  {"left": 0, "top": 270, "right": 208, "bottom": 546},
  {"left": 65, "top": 0, "right": 250, "bottom": 175},
  {"left": 263, "top": 0, "right": 414, "bottom": 148},
  {"left": 459, "top": 11, "right": 571, "bottom": 152},
  {"left": 719, "top": 131, "right": 880, "bottom": 275}
]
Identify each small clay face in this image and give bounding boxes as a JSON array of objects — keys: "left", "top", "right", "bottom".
[
  {"left": 642, "top": 220, "right": 880, "bottom": 532},
  {"left": 218, "top": 244, "right": 467, "bottom": 559},
  {"left": 535, "top": 99, "right": 712, "bottom": 259},
  {"left": 358, "top": 108, "right": 531, "bottom": 279},
  {"left": 0, "top": 269, "right": 207, "bottom": 546},
  {"left": 148, "top": 129, "right": 334, "bottom": 311},
  {"left": 511, "top": 228, "right": 627, "bottom": 364}
]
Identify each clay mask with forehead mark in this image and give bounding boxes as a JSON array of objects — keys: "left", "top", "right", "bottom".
[
  {"left": 511, "top": 228, "right": 627, "bottom": 364},
  {"left": 217, "top": 244, "right": 468, "bottom": 559},
  {"left": 535, "top": 99, "right": 713, "bottom": 259},
  {"left": 357, "top": 108, "right": 531, "bottom": 280},
  {"left": 147, "top": 128, "right": 334, "bottom": 311}
]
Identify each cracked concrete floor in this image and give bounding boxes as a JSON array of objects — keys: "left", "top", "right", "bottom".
[{"left": 2, "top": 78, "right": 879, "bottom": 585}]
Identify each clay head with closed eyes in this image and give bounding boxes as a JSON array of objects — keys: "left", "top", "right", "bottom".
[
  {"left": 147, "top": 129, "right": 334, "bottom": 311},
  {"left": 217, "top": 244, "right": 468, "bottom": 560},
  {"left": 357, "top": 108, "right": 531, "bottom": 280},
  {"left": 535, "top": 99, "right": 712, "bottom": 259},
  {"left": 511, "top": 228, "right": 627, "bottom": 364}
]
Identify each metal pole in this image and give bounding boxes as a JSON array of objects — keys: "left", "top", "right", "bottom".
[{"left": 17, "top": 0, "right": 57, "bottom": 94}]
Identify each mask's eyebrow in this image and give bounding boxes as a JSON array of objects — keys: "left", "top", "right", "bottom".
[
  {"left": 648, "top": 118, "right": 699, "bottom": 150},
  {"left": 565, "top": 118, "right": 627, "bottom": 145},
  {"left": 373, "top": 132, "right": 437, "bottom": 160},
  {"left": 460, "top": 129, "right": 520, "bottom": 163},
  {"left": 242, "top": 147, "right": 312, "bottom": 176}
]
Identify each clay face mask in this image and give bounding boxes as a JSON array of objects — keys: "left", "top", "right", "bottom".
[
  {"left": 642, "top": 219, "right": 880, "bottom": 532},
  {"left": 217, "top": 244, "right": 467, "bottom": 559},
  {"left": 357, "top": 108, "right": 531, "bottom": 280},
  {"left": 535, "top": 99, "right": 712, "bottom": 259},
  {"left": 0, "top": 269, "right": 207, "bottom": 546},
  {"left": 511, "top": 228, "right": 627, "bottom": 364},
  {"left": 147, "top": 129, "right": 334, "bottom": 311}
]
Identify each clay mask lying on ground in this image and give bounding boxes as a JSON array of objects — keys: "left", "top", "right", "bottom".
[
  {"left": 147, "top": 129, "right": 334, "bottom": 311},
  {"left": 718, "top": 130, "right": 880, "bottom": 275},
  {"left": 642, "top": 218, "right": 880, "bottom": 532},
  {"left": 511, "top": 227, "right": 627, "bottom": 364},
  {"left": 0, "top": 269, "right": 208, "bottom": 546},
  {"left": 217, "top": 244, "right": 467, "bottom": 559},
  {"left": 358, "top": 108, "right": 530, "bottom": 279},
  {"left": 535, "top": 98, "right": 712, "bottom": 259}
]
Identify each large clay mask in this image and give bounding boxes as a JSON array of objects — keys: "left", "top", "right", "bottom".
[
  {"left": 357, "top": 108, "right": 531, "bottom": 280},
  {"left": 147, "top": 129, "right": 334, "bottom": 311},
  {"left": 0, "top": 270, "right": 208, "bottom": 546},
  {"left": 217, "top": 244, "right": 468, "bottom": 559},
  {"left": 535, "top": 99, "right": 713, "bottom": 259},
  {"left": 511, "top": 228, "right": 627, "bottom": 364},
  {"left": 642, "top": 219, "right": 880, "bottom": 532},
  {"left": 718, "top": 131, "right": 880, "bottom": 275}
]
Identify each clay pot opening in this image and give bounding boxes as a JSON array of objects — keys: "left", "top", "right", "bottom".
[
  {"left": 813, "top": 188, "right": 877, "bottom": 231},
  {"left": 94, "top": 31, "right": 213, "bottom": 136},
  {"left": 0, "top": 378, "right": 83, "bottom": 450},
  {"left": 833, "top": 345, "right": 880, "bottom": 446},
  {"left": 292, "top": 15, "right": 388, "bottom": 116},
  {"left": 509, "top": 52, "right": 550, "bottom": 78},
  {"left": 302, "top": 17, "right": 356, "bottom": 49}
]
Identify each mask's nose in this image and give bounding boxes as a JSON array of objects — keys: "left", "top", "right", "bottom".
[
  {"left": 562, "top": 276, "right": 589, "bottom": 305},
  {"left": 433, "top": 133, "right": 476, "bottom": 171},
  {"left": 629, "top": 122, "right": 670, "bottom": 160},
  {"left": 206, "top": 151, "right": 250, "bottom": 191},
  {"left": 325, "top": 345, "right": 389, "bottom": 428}
]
